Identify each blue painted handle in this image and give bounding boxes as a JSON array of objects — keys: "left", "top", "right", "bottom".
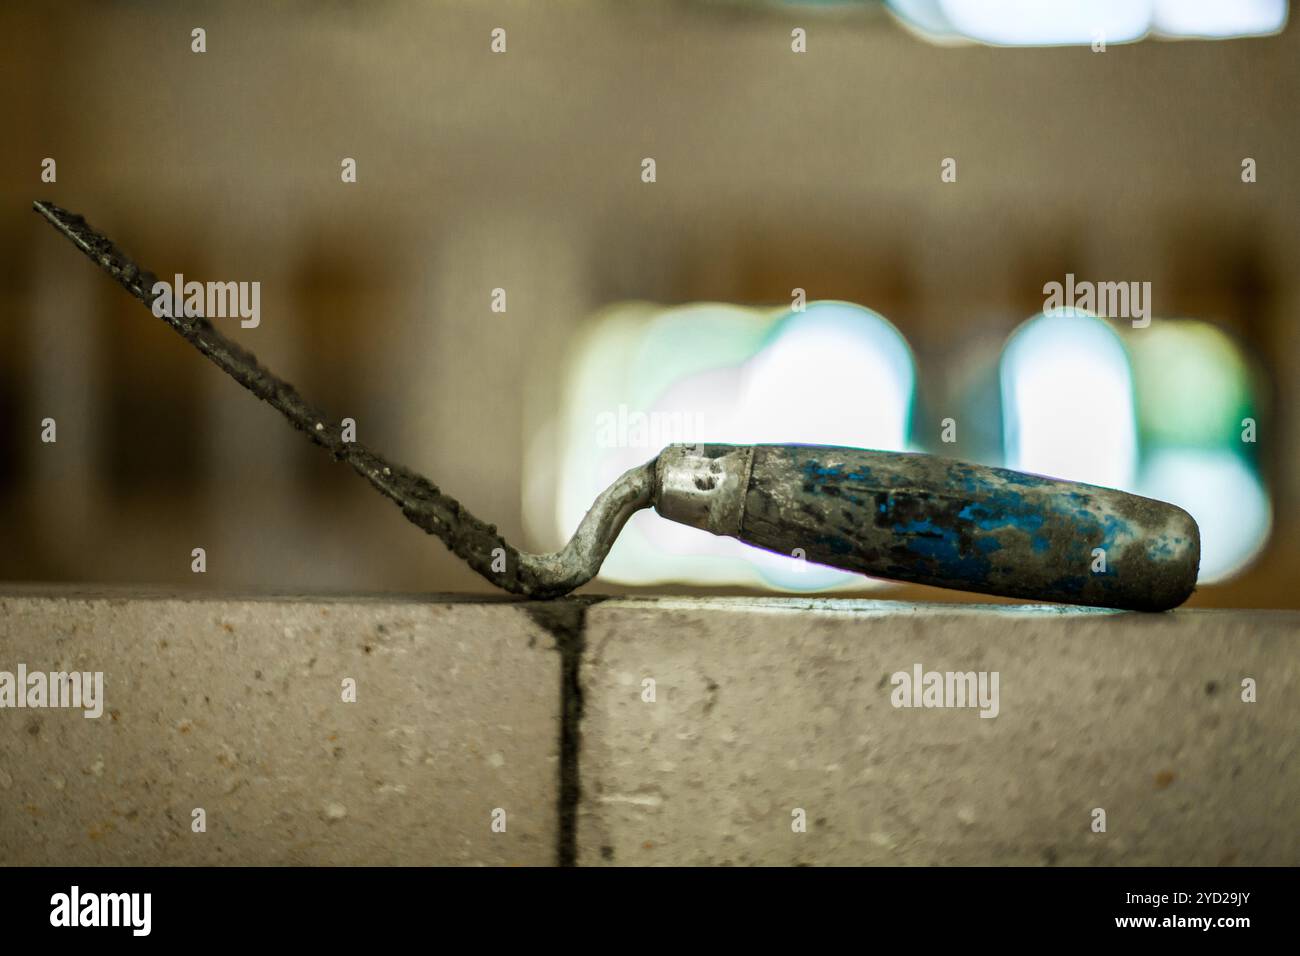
[{"left": 736, "top": 445, "right": 1200, "bottom": 610}]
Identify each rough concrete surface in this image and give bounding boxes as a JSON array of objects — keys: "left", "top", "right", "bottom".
[
  {"left": 5, "top": 590, "right": 1296, "bottom": 867},
  {"left": 0, "top": 590, "right": 560, "bottom": 865},
  {"left": 578, "top": 598, "right": 1299, "bottom": 866}
]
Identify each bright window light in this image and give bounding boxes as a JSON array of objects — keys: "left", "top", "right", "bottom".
[
  {"left": 1003, "top": 312, "right": 1272, "bottom": 584},
  {"left": 1127, "top": 319, "right": 1270, "bottom": 583},
  {"left": 735, "top": 303, "right": 914, "bottom": 448},
  {"left": 886, "top": 0, "right": 1287, "bottom": 44},
  {"left": 1128, "top": 321, "right": 1252, "bottom": 447},
  {"left": 551, "top": 301, "right": 915, "bottom": 590},
  {"left": 939, "top": 0, "right": 1151, "bottom": 45},
  {"left": 1001, "top": 310, "right": 1138, "bottom": 491},
  {"left": 888, "top": 0, "right": 1152, "bottom": 45},
  {"left": 1153, "top": 0, "right": 1287, "bottom": 38},
  {"left": 1139, "top": 449, "right": 1270, "bottom": 582}
]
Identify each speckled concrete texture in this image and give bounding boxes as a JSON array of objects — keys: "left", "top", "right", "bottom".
[
  {"left": 0, "top": 590, "right": 560, "bottom": 865},
  {"left": 5, "top": 591, "right": 1296, "bottom": 867},
  {"left": 578, "top": 598, "right": 1299, "bottom": 866}
]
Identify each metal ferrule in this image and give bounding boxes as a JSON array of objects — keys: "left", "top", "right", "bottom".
[{"left": 653, "top": 443, "right": 753, "bottom": 537}]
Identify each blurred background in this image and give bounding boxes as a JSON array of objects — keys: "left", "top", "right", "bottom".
[{"left": 1, "top": 0, "right": 1295, "bottom": 606}]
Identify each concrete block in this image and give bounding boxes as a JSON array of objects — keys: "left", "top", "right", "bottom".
[
  {"left": 578, "top": 598, "right": 1299, "bottom": 866},
  {"left": 0, "top": 590, "right": 560, "bottom": 865}
]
